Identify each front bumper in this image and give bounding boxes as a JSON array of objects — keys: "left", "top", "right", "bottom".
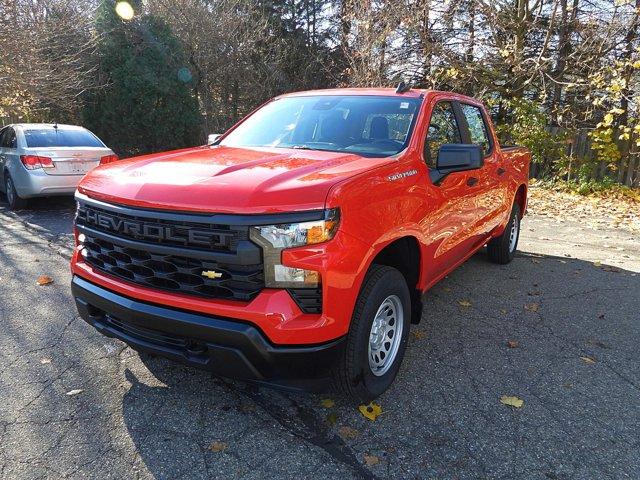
[{"left": 72, "top": 275, "right": 345, "bottom": 391}]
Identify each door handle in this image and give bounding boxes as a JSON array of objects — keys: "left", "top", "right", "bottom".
[
  {"left": 466, "top": 177, "right": 478, "bottom": 187},
  {"left": 497, "top": 167, "right": 506, "bottom": 176}
]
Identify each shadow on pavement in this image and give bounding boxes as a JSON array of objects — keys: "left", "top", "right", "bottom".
[
  {"left": 116, "top": 250, "right": 640, "bottom": 479},
  {"left": 0, "top": 193, "right": 76, "bottom": 241}
]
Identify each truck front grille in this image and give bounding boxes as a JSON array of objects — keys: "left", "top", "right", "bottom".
[{"left": 76, "top": 197, "right": 264, "bottom": 302}]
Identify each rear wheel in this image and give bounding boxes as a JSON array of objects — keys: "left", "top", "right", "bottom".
[
  {"left": 333, "top": 265, "right": 411, "bottom": 402},
  {"left": 487, "top": 203, "right": 521, "bottom": 264},
  {"left": 5, "top": 175, "right": 28, "bottom": 210}
]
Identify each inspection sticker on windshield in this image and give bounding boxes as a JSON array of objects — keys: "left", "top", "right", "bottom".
[
  {"left": 388, "top": 169, "right": 417, "bottom": 181},
  {"left": 400, "top": 102, "right": 410, "bottom": 109}
]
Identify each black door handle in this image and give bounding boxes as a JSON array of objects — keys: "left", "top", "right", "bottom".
[
  {"left": 497, "top": 167, "right": 506, "bottom": 176},
  {"left": 467, "top": 177, "right": 478, "bottom": 187}
]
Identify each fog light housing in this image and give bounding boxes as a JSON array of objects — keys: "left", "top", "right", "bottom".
[{"left": 274, "top": 265, "right": 319, "bottom": 287}]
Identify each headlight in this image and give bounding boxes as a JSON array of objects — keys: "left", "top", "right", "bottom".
[
  {"left": 252, "top": 208, "right": 340, "bottom": 249},
  {"left": 250, "top": 208, "right": 340, "bottom": 288}
]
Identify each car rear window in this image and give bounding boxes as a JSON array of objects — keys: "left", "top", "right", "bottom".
[{"left": 23, "top": 128, "right": 104, "bottom": 148}]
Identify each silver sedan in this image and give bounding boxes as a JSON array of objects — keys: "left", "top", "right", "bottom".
[{"left": 0, "top": 123, "right": 116, "bottom": 209}]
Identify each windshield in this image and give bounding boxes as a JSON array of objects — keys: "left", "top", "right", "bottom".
[
  {"left": 220, "top": 95, "right": 422, "bottom": 157},
  {"left": 24, "top": 128, "right": 104, "bottom": 148}
]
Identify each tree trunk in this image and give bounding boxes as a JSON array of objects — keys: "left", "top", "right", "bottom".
[{"left": 418, "top": 0, "right": 432, "bottom": 85}]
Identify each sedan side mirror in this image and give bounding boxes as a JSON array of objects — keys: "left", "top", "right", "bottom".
[
  {"left": 207, "top": 134, "right": 222, "bottom": 145},
  {"left": 430, "top": 144, "right": 483, "bottom": 184}
]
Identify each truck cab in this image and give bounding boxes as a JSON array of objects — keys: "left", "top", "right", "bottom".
[{"left": 71, "top": 88, "right": 530, "bottom": 401}]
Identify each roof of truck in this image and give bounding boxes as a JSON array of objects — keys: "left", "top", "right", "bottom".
[
  {"left": 278, "top": 88, "right": 482, "bottom": 105},
  {"left": 280, "top": 87, "right": 427, "bottom": 99}
]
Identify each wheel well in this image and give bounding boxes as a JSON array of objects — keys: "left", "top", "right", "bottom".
[
  {"left": 515, "top": 184, "right": 527, "bottom": 217},
  {"left": 371, "top": 236, "right": 423, "bottom": 324}
]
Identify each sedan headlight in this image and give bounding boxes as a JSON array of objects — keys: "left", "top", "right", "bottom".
[{"left": 250, "top": 209, "right": 340, "bottom": 288}]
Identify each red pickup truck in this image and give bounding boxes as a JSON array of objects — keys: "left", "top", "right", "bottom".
[{"left": 71, "top": 88, "right": 530, "bottom": 400}]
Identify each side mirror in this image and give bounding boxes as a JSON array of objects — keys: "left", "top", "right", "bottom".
[
  {"left": 430, "top": 144, "right": 483, "bottom": 184},
  {"left": 207, "top": 133, "right": 221, "bottom": 145}
]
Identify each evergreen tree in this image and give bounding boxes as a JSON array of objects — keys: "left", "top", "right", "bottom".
[{"left": 84, "top": 0, "right": 202, "bottom": 156}]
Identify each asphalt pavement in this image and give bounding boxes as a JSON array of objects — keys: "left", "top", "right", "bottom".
[{"left": 0, "top": 195, "right": 638, "bottom": 479}]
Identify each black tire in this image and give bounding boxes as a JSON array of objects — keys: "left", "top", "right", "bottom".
[
  {"left": 487, "top": 203, "right": 521, "bottom": 264},
  {"left": 332, "top": 264, "right": 411, "bottom": 402},
  {"left": 4, "top": 174, "right": 28, "bottom": 210}
]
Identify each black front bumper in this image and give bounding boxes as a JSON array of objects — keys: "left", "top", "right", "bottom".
[{"left": 72, "top": 276, "right": 344, "bottom": 391}]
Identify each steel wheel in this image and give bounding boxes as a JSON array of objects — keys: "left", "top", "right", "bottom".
[
  {"left": 368, "top": 294, "right": 404, "bottom": 377},
  {"left": 509, "top": 212, "right": 519, "bottom": 252}
]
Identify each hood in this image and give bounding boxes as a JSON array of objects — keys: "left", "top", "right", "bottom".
[{"left": 78, "top": 145, "right": 392, "bottom": 213}]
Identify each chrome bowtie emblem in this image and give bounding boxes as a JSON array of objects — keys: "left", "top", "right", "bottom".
[{"left": 201, "top": 270, "right": 223, "bottom": 279}]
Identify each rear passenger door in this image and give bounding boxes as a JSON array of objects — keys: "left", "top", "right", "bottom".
[{"left": 458, "top": 103, "right": 506, "bottom": 234}]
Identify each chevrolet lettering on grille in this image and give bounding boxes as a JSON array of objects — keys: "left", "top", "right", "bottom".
[{"left": 82, "top": 207, "right": 234, "bottom": 247}]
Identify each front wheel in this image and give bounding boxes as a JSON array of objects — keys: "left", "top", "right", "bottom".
[
  {"left": 333, "top": 265, "right": 411, "bottom": 402},
  {"left": 487, "top": 203, "right": 521, "bottom": 264}
]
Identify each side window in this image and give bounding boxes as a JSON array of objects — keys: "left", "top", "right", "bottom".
[
  {"left": 425, "top": 102, "right": 462, "bottom": 168},
  {"left": 5, "top": 128, "right": 17, "bottom": 149},
  {"left": 461, "top": 104, "right": 491, "bottom": 155}
]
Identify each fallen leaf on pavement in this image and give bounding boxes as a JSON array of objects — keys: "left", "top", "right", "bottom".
[
  {"left": 411, "top": 330, "right": 426, "bottom": 340},
  {"left": 338, "top": 426, "right": 359, "bottom": 440},
  {"left": 500, "top": 395, "right": 524, "bottom": 408},
  {"left": 320, "top": 398, "right": 335, "bottom": 408},
  {"left": 208, "top": 441, "right": 227, "bottom": 453},
  {"left": 37, "top": 275, "right": 53, "bottom": 286},
  {"left": 363, "top": 454, "right": 380, "bottom": 466},
  {"left": 65, "top": 389, "right": 84, "bottom": 396},
  {"left": 507, "top": 340, "right": 519, "bottom": 348},
  {"left": 358, "top": 402, "right": 382, "bottom": 421},
  {"left": 239, "top": 403, "right": 255, "bottom": 413},
  {"left": 593, "top": 261, "right": 602, "bottom": 267},
  {"left": 326, "top": 412, "right": 338, "bottom": 426},
  {"left": 40, "top": 358, "right": 52, "bottom": 364},
  {"left": 531, "top": 259, "right": 541, "bottom": 264},
  {"left": 580, "top": 356, "right": 596, "bottom": 364},
  {"left": 601, "top": 265, "right": 621, "bottom": 272},
  {"left": 500, "top": 309, "right": 507, "bottom": 314},
  {"left": 458, "top": 300, "right": 472, "bottom": 308},
  {"left": 524, "top": 303, "right": 539, "bottom": 312}
]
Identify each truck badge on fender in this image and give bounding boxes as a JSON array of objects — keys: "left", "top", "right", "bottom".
[{"left": 388, "top": 169, "right": 417, "bottom": 181}]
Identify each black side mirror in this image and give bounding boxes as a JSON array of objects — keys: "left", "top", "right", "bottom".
[{"left": 430, "top": 144, "right": 483, "bottom": 184}]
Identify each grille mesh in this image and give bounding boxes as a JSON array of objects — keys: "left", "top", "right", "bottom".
[{"left": 79, "top": 226, "right": 264, "bottom": 301}]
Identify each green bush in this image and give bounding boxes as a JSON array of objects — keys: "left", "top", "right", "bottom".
[
  {"left": 489, "top": 97, "right": 569, "bottom": 177},
  {"left": 83, "top": 0, "right": 202, "bottom": 157}
]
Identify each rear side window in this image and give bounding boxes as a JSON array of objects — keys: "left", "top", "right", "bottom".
[
  {"left": 461, "top": 104, "right": 491, "bottom": 154},
  {"left": 425, "top": 102, "right": 462, "bottom": 168},
  {"left": 1, "top": 128, "right": 17, "bottom": 149},
  {"left": 23, "top": 128, "right": 104, "bottom": 148}
]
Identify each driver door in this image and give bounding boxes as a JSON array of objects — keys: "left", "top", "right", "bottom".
[{"left": 422, "top": 101, "right": 486, "bottom": 278}]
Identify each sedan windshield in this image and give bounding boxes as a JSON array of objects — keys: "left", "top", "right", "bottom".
[
  {"left": 24, "top": 128, "right": 105, "bottom": 148},
  {"left": 219, "top": 95, "right": 422, "bottom": 157}
]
